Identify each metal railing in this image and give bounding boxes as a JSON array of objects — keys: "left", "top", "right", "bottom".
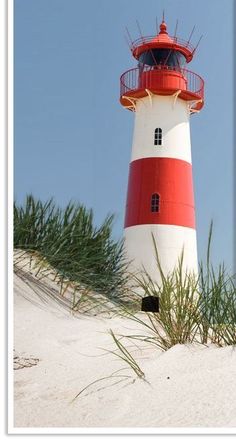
[
  {"left": 120, "top": 65, "right": 204, "bottom": 101},
  {"left": 131, "top": 35, "right": 195, "bottom": 53}
]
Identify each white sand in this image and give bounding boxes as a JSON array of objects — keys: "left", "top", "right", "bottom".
[{"left": 13, "top": 255, "right": 236, "bottom": 429}]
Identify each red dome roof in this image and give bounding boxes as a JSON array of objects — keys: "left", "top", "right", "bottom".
[
  {"left": 132, "top": 21, "right": 194, "bottom": 63},
  {"left": 150, "top": 21, "right": 174, "bottom": 44}
]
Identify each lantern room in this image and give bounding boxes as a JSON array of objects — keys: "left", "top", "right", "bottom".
[{"left": 120, "top": 20, "right": 204, "bottom": 113}]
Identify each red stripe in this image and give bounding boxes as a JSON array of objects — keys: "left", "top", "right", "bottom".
[{"left": 124, "top": 157, "right": 195, "bottom": 228}]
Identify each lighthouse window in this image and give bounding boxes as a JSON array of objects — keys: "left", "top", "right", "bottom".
[
  {"left": 151, "top": 194, "right": 160, "bottom": 212},
  {"left": 138, "top": 49, "right": 186, "bottom": 69},
  {"left": 154, "top": 128, "right": 162, "bottom": 146}
]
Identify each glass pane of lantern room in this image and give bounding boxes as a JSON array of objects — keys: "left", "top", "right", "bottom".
[{"left": 139, "top": 49, "right": 186, "bottom": 68}]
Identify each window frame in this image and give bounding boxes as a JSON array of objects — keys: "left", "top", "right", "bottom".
[
  {"left": 154, "top": 128, "right": 162, "bottom": 146},
  {"left": 151, "top": 193, "right": 160, "bottom": 213}
]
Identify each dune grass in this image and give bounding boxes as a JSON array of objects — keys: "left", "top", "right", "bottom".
[
  {"left": 114, "top": 253, "right": 202, "bottom": 351},
  {"left": 196, "top": 222, "right": 236, "bottom": 346},
  {"left": 14, "top": 198, "right": 236, "bottom": 386},
  {"left": 110, "top": 225, "right": 236, "bottom": 366},
  {"left": 108, "top": 329, "right": 145, "bottom": 379},
  {"left": 14, "top": 196, "right": 235, "bottom": 372},
  {"left": 14, "top": 195, "right": 131, "bottom": 303}
]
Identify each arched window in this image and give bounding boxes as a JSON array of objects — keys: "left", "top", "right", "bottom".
[
  {"left": 151, "top": 193, "right": 160, "bottom": 212},
  {"left": 154, "top": 128, "right": 162, "bottom": 146}
]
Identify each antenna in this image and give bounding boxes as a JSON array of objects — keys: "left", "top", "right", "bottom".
[
  {"left": 193, "top": 34, "right": 203, "bottom": 54},
  {"left": 124, "top": 34, "right": 132, "bottom": 50},
  {"left": 187, "top": 25, "right": 196, "bottom": 44},
  {"left": 174, "top": 19, "right": 178, "bottom": 41},
  {"left": 136, "top": 19, "right": 145, "bottom": 42},
  {"left": 155, "top": 16, "right": 158, "bottom": 33},
  {"left": 162, "top": 10, "right": 165, "bottom": 22},
  {"left": 125, "top": 26, "right": 133, "bottom": 49}
]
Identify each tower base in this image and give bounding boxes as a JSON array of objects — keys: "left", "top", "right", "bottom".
[{"left": 124, "top": 224, "right": 198, "bottom": 285}]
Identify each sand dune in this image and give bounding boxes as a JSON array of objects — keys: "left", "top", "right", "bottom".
[{"left": 13, "top": 255, "right": 236, "bottom": 429}]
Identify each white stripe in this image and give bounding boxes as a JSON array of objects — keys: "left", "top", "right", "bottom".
[
  {"left": 124, "top": 224, "right": 198, "bottom": 283},
  {"left": 131, "top": 95, "right": 192, "bottom": 163}
]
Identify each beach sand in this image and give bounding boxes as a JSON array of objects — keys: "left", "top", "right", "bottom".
[{"left": 13, "top": 255, "right": 236, "bottom": 429}]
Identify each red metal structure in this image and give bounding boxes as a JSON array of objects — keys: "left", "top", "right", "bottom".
[{"left": 120, "top": 21, "right": 204, "bottom": 113}]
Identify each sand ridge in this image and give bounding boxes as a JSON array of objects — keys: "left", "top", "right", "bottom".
[{"left": 13, "top": 254, "right": 236, "bottom": 428}]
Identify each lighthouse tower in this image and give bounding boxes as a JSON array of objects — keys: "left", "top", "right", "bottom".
[{"left": 120, "top": 19, "right": 204, "bottom": 282}]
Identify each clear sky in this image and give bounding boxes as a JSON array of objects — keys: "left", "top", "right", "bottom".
[{"left": 14, "top": 0, "right": 234, "bottom": 270}]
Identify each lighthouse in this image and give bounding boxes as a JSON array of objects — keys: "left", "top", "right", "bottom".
[{"left": 120, "top": 19, "right": 204, "bottom": 283}]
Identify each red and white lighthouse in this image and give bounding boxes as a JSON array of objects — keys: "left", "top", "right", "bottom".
[{"left": 120, "top": 19, "right": 204, "bottom": 282}]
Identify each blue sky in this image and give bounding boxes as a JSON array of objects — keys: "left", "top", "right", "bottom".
[{"left": 14, "top": 0, "right": 234, "bottom": 270}]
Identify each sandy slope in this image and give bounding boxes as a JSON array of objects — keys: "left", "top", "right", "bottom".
[{"left": 13, "top": 261, "right": 236, "bottom": 428}]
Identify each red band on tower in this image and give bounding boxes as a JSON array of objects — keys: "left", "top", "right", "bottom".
[{"left": 124, "top": 157, "right": 195, "bottom": 229}]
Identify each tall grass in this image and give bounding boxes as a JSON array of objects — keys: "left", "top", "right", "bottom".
[
  {"left": 118, "top": 252, "right": 201, "bottom": 351},
  {"left": 198, "top": 222, "right": 236, "bottom": 346},
  {"left": 14, "top": 197, "right": 236, "bottom": 358},
  {"left": 111, "top": 227, "right": 236, "bottom": 356},
  {"left": 14, "top": 195, "right": 130, "bottom": 301},
  {"left": 108, "top": 329, "right": 145, "bottom": 379}
]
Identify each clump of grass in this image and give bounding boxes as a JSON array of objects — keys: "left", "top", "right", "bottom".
[
  {"left": 72, "top": 331, "right": 145, "bottom": 402},
  {"left": 198, "top": 222, "right": 236, "bottom": 346},
  {"left": 108, "top": 329, "right": 145, "bottom": 379},
  {"left": 14, "top": 195, "right": 130, "bottom": 302},
  {"left": 119, "top": 250, "right": 201, "bottom": 351},
  {"left": 116, "top": 226, "right": 236, "bottom": 351}
]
